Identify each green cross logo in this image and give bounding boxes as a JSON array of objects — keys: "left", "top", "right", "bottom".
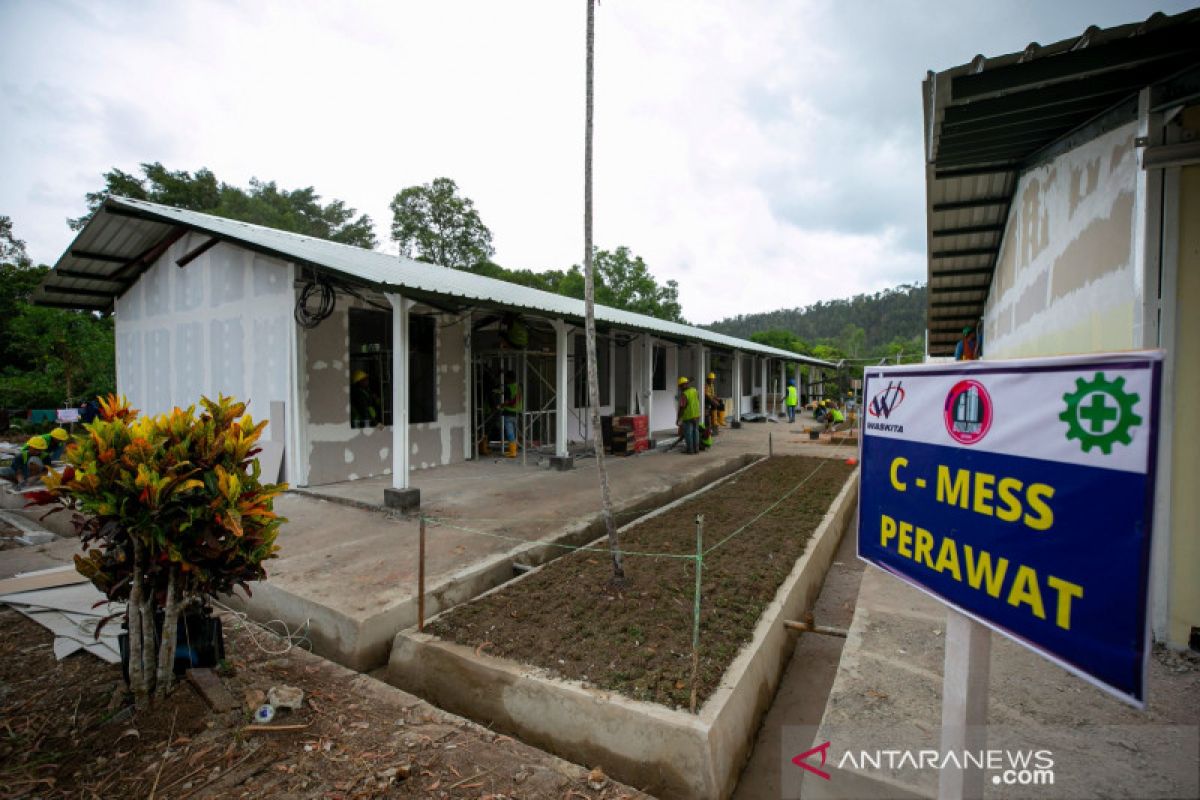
[{"left": 1059, "top": 372, "right": 1142, "bottom": 455}]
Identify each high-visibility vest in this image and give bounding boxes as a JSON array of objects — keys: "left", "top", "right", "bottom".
[
  {"left": 681, "top": 387, "right": 701, "bottom": 421},
  {"left": 503, "top": 382, "right": 523, "bottom": 414},
  {"left": 786, "top": 386, "right": 798, "bottom": 407}
]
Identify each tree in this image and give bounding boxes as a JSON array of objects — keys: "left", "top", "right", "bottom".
[
  {"left": 0, "top": 217, "right": 115, "bottom": 409},
  {"left": 70, "top": 163, "right": 378, "bottom": 248},
  {"left": 750, "top": 329, "right": 811, "bottom": 355},
  {"left": 389, "top": 177, "right": 494, "bottom": 269}
]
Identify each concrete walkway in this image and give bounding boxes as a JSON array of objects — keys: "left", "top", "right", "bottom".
[
  {"left": 227, "top": 416, "right": 858, "bottom": 672},
  {"left": 803, "top": 567, "right": 1200, "bottom": 799}
]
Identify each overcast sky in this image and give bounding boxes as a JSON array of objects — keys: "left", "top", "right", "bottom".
[{"left": 1, "top": 0, "right": 1191, "bottom": 324}]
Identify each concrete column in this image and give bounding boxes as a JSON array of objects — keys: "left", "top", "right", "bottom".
[
  {"left": 462, "top": 315, "right": 473, "bottom": 461},
  {"left": 695, "top": 345, "right": 706, "bottom": 428},
  {"left": 759, "top": 357, "right": 768, "bottom": 419},
  {"left": 642, "top": 334, "right": 654, "bottom": 419},
  {"left": 778, "top": 360, "right": 786, "bottom": 418},
  {"left": 732, "top": 351, "right": 742, "bottom": 422},
  {"left": 384, "top": 293, "right": 418, "bottom": 511},
  {"left": 553, "top": 320, "right": 570, "bottom": 459}
]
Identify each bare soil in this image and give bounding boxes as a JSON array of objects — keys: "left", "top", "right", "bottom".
[
  {"left": 0, "top": 607, "right": 648, "bottom": 799},
  {"left": 428, "top": 455, "right": 854, "bottom": 710}
]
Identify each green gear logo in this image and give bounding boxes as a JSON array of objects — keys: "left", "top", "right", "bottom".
[{"left": 1059, "top": 372, "right": 1142, "bottom": 454}]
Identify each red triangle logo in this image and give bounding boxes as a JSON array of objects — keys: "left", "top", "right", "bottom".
[{"left": 792, "top": 740, "right": 832, "bottom": 781}]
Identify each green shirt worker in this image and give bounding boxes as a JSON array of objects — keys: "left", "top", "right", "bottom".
[{"left": 677, "top": 376, "right": 701, "bottom": 455}]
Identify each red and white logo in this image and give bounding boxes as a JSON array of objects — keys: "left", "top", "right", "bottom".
[{"left": 944, "top": 380, "right": 993, "bottom": 445}]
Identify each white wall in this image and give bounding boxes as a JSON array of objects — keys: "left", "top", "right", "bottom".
[
  {"left": 114, "top": 237, "right": 292, "bottom": 434},
  {"left": 983, "top": 122, "right": 1139, "bottom": 357}
]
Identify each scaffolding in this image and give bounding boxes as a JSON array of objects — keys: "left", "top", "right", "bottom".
[{"left": 472, "top": 348, "right": 560, "bottom": 467}]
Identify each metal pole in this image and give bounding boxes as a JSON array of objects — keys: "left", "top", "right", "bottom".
[
  {"left": 769, "top": 431, "right": 773, "bottom": 458},
  {"left": 690, "top": 513, "right": 704, "bottom": 714},
  {"left": 418, "top": 517, "right": 426, "bottom": 631}
]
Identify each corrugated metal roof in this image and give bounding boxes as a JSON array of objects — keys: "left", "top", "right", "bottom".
[
  {"left": 35, "top": 196, "right": 835, "bottom": 367},
  {"left": 921, "top": 8, "right": 1200, "bottom": 355}
]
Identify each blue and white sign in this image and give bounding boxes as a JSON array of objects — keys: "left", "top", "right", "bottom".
[{"left": 857, "top": 352, "right": 1162, "bottom": 706}]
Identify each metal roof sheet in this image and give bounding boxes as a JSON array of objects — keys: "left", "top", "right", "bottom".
[
  {"left": 921, "top": 8, "right": 1200, "bottom": 355},
  {"left": 35, "top": 196, "right": 834, "bottom": 367}
]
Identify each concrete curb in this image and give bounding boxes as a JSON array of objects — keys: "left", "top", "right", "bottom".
[{"left": 387, "top": 466, "right": 861, "bottom": 799}]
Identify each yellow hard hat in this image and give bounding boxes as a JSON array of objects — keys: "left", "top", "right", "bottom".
[
  {"left": 707, "top": 372, "right": 715, "bottom": 380},
  {"left": 50, "top": 428, "right": 69, "bottom": 442},
  {"left": 678, "top": 376, "right": 689, "bottom": 386},
  {"left": 352, "top": 369, "right": 369, "bottom": 383},
  {"left": 27, "top": 436, "right": 48, "bottom": 451}
]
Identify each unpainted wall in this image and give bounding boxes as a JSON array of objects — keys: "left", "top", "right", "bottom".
[
  {"left": 983, "top": 122, "right": 1139, "bottom": 358},
  {"left": 1168, "top": 153, "right": 1200, "bottom": 648},
  {"left": 302, "top": 299, "right": 469, "bottom": 486},
  {"left": 114, "top": 238, "right": 292, "bottom": 431}
]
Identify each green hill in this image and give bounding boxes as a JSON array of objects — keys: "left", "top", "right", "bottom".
[{"left": 706, "top": 283, "right": 927, "bottom": 362}]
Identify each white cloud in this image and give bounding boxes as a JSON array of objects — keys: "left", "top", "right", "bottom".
[{"left": 0, "top": 0, "right": 1189, "bottom": 323}]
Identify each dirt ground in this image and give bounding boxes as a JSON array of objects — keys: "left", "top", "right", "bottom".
[
  {"left": 429, "top": 455, "right": 854, "bottom": 710},
  {"left": 0, "top": 607, "right": 648, "bottom": 800},
  {"left": 0, "top": 518, "right": 25, "bottom": 551}
]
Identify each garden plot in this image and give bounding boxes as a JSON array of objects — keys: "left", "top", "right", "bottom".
[{"left": 389, "top": 455, "right": 859, "bottom": 800}]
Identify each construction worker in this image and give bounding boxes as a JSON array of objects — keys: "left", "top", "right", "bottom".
[
  {"left": 704, "top": 372, "right": 724, "bottom": 435},
  {"left": 350, "top": 369, "right": 380, "bottom": 427},
  {"left": 676, "top": 376, "right": 701, "bottom": 455},
  {"left": 46, "top": 428, "right": 70, "bottom": 461},
  {"left": 824, "top": 401, "right": 846, "bottom": 432},
  {"left": 78, "top": 397, "right": 100, "bottom": 424},
  {"left": 955, "top": 326, "right": 980, "bottom": 360},
  {"left": 500, "top": 370, "right": 522, "bottom": 458},
  {"left": 0, "top": 435, "right": 48, "bottom": 485},
  {"left": 785, "top": 379, "right": 799, "bottom": 423}
]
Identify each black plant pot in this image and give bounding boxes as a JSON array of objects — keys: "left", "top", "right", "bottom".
[{"left": 118, "top": 606, "right": 225, "bottom": 685}]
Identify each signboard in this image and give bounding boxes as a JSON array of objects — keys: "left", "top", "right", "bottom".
[
  {"left": 56, "top": 408, "right": 80, "bottom": 423},
  {"left": 857, "top": 352, "right": 1162, "bottom": 706}
]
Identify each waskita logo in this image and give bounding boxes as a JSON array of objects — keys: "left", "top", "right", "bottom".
[
  {"left": 944, "top": 379, "right": 993, "bottom": 445},
  {"left": 866, "top": 381, "right": 906, "bottom": 433},
  {"left": 792, "top": 742, "right": 1055, "bottom": 786}
]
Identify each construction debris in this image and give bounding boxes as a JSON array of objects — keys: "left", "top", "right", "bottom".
[
  {"left": 267, "top": 684, "right": 304, "bottom": 710},
  {"left": 0, "top": 579, "right": 122, "bottom": 663}
]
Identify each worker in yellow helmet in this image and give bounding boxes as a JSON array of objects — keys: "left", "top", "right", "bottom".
[
  {"left": 46, "top": 427, "right": 70, "bottom": 461},
  {"left": 704, "top": 371, "right": 725, "bottom": 435},
  {"left": 676, "top": 376, "right": 701, "bottom": 455},
  {"left": 0, "top": 435, "right": 48, "bottom": 485},
  {"left": 350, "top": 369, "right": 380, "bottom": 427}
]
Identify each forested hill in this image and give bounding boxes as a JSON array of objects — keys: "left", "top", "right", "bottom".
[{"left": 706, "top": 283, "right": 927, "bottom": 352}]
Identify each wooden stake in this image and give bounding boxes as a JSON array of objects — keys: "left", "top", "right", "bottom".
[
  {"left": 418, "top": 516, "right": 426, "bottom": 632},
  {"left": 782, "top": 620, "right": 848, "bottom": 638},
  {"left": 690, "top": 514, "right": 704, "bottom": 714},
  {"left": 769, "top": 431, "right": 773, "bottom": 457}
]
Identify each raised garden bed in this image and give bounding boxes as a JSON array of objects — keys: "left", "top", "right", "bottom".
[{"left": 390, "top": 455, "right": 859, "bottom": 799}]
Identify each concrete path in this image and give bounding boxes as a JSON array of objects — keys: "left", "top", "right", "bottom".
[{"left": 804, "top": 567, "right": 1200, "bottom": 799}]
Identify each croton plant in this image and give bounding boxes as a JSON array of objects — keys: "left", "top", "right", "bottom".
[{"left": 31, "top": 394, "right": 286, "bottom": 707}]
